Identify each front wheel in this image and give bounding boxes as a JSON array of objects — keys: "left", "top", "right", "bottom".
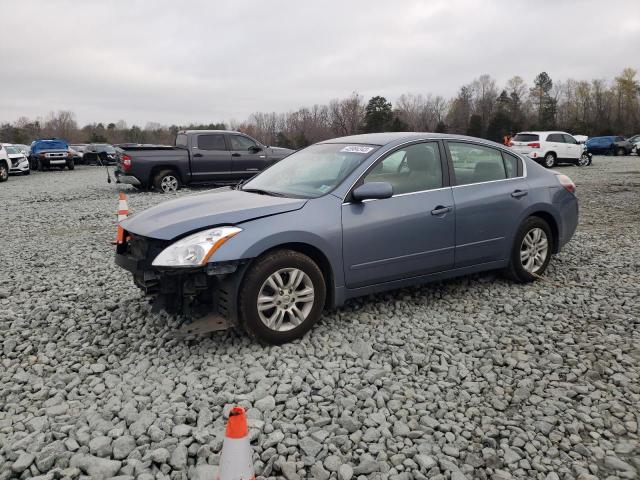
[
  {"left": 616, "top": 147, "right": 626, "bottom": 156},
  {"left": 0, "top": 164, "right": 8, "bottom": 182},
  {"left": 67, "top": 161, "right": 75, "bottom": 170},
  {"left": 239, "top": 250, "right": 326, "bottom": 344},
  {"left": 577, "top": 154, "right": 590, "bottom": 167},
  {"left": 543, "top": 152, "right": 556, "bottom": 168},
  {"left": 506, "top": 217, "right": 553, "bottom": 283},
  {"left": 153, "top": 170, "right": 181, "bottom": 193}
]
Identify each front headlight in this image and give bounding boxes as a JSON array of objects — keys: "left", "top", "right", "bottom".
[{"left": 152, "top": 226, "right": 242, "bottom": 267}]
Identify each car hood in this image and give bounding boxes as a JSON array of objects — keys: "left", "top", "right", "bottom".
[
  {"left": 121, "top": 187, "right": 307, "bottom": 240},
  {"left": 267, "top": 146, "right": 294, "bottom": 156}
]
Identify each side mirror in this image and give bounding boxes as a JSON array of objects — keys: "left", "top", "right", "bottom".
[
  {"left": 352, "top": 182, "right": 393, "bottom": 202},
  {"left": 248, "top": 145, "right": 262, "bottom": 153}
]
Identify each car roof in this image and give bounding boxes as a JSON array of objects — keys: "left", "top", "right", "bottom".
[
  {"left": 516, "top": 131, "right": 570, "bottom": 135},
  {"left": 319, "top": 132, "right": 508, "bottom": 149},
  {"left": 179, "top": 129, "right": 241, "bottom": 134}
]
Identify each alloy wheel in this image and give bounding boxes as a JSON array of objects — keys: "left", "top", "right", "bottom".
[
  {"left": 160, "top": 175, "right": 178, "bottom": 192},
  {"left": 257, "top": 268, "right": 315, "bottom": 332},
  {"left": 544, "top": 154, "right": 555, "bottom": 168},
  {"left": 520, "top": 227, "right": 549, "bottom": 273},
  {"left": 578, "top": 154, "right": 589, "bottom": 167},
  {"left": 0, "top": 166, "right": 7, "bottom": 181}
]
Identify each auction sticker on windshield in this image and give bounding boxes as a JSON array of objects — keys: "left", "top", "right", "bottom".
[{"left": 340, "top": 146, "right": 375, "bottom": 154}]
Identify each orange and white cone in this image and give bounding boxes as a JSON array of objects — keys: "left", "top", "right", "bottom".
[
  {"left": 216, "top": 406, "right": 255, "bottom": 480},
  {"left": 114, "top": 192, "right": 129, "bottom": 244}
]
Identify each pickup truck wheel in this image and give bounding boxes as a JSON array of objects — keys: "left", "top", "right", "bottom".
[
  {"left": 0, "top": 164, "right": 8, "bottom": 182},
  {"left": 153, "top": 170, "right": 181, "bottom": 193},
  {"left": 239, "top": 250, "right": 326, "bottom": 344}
]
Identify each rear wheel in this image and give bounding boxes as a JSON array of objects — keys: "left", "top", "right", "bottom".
[
  {"left": 239, "top": 250, "right": 326, "bottom": 344},
  {"left": 153, "top": 170, "right": 181, "bottom": 193},
  {"left": 506, "top": 217, "right": 553, "bottom": 283},
  {"left": 543, "top": 152, "right": 556, "bottom": 168}
]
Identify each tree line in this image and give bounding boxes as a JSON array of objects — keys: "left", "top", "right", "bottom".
[{"left": 1, "top": 68, "right": 638, "bottom": 149}]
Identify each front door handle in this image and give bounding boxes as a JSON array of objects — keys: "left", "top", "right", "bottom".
[
  {"left": 193, "top": 153, "right": 203, "bottom": 158},
  {"left": 431, "top": 205, "right": 451, "bottom": 216},
  {"left": 511, "top": 189, "right": 528, "bottom": 198},
  {"left": 231, "top": 153, "right": 241, "bottom": 157}
]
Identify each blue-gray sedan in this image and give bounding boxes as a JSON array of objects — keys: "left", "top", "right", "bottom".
[{"left": 116, "top": 133, "right": 578, "bottom": 344}]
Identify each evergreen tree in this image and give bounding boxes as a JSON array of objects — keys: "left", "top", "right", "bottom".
[
  {"left": 466, "top": 114, "right": 483, "bottom": 137},
  {"left": 363, "top": 96, "right": 394, "bottom": 133}
]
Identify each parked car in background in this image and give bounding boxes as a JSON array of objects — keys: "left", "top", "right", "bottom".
[
  {"left": 83, "top": 143, "right": 117, "bottom": 165},
  {"left": 115, "top": 132, "right": 578, "bottom": 343},
  {"left": 69, "top": 144, "right": 87, "bottom": 164},
  {"left": 29, "top": 139, "right": 75, "bottom": 170},
  {"left": 510, "top": 131, "right": 589, "bottom": 167},
  {"left": 114, "top": 130, "right": 294, "bottom": 192},
  {"left": 585, "top": 136, "right": 634, "bottom": 156},
  {"left": 1, "top": 143, "right": 30, "bottom": 175},
  {"left": 0, "top": 144, "right": 10, "bottom": 182},
  {"left": 626, "top": 134, "right": 640, "bottom": 153}
]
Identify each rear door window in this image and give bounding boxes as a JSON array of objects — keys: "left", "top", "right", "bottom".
[
  {"left": 176, "top": 134, "right": 188, "bottom": 147},
  {"left": 547, "top": 134, "right": 564, "bottom": 142},
  {"left": 197, "top": 134, "right": 226, "bottom": 151},
  {"left": 448, "top": 142, "right": 508, "bottom": 185}
]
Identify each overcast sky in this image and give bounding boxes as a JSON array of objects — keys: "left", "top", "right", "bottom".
[{"left": 1, "top": 0, "right": 639, "bottom": 127}]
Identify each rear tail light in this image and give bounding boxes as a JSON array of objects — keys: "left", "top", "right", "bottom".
[
  {"left": 527, "top": 142, "right": 540, "bottom": 149},
  {"left": 122, "top": 154, "right": 132, "bottom": 172},
  {"left": 556, "top": 174, "right": 576, "bottom": 194}
]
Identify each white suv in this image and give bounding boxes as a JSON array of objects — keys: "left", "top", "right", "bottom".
[
  {"left": 0, "top": 144, "right": 10, "bottom": 182},
  {"left": 510, "top": 131, "right": 588, "bottom": 168}
]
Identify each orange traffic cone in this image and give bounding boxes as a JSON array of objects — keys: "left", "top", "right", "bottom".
[
  {"left": 114, "top": 192, "right": 129, "bottom": 244},
  {"left": 216, "top": 407, "right": 255, "bottom": 480}
]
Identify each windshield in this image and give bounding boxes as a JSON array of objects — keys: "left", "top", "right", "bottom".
[
  {"left": 242, "top": 143, "right": 379, "bottom": 198},
  {"left": 34, "top": 140, "right": 68, "bottom": 151},
  {"left": 94, "top": 144, "right": 116, "bottom": 153},
  {"left": 5, "top": 146, "right": 20, "bottom": 154}
]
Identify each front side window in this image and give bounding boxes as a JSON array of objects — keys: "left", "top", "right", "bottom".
[
  {"left": 229, "top": 135, "right": 258, "bottom": 150},
  {"left": 242, "top": 143, "right": 378, "bottom": 198},
  {"left": 448, "top": 142, "right": 508, "bottom": 185},
  {"left": 563, "top": 134, "right": 577, "bottom": 144},
  {"left": 364, "top": 142, "right": 442, "bottom": 195},
  {"left": 197, "top": 134, "right": 226, "bottom": 151}
]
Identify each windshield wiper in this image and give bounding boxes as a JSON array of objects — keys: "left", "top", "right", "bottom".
[{"left": 241, "top": 188, "right": 287, "bottom": 197}]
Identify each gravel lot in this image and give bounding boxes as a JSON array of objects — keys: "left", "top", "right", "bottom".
[{"left": 1, "top": 156, "right": 638, "bottom": 480}]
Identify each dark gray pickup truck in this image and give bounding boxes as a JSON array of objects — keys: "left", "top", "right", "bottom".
[{"left": 114, "top": 130, "right": 294, "bottom": 192}]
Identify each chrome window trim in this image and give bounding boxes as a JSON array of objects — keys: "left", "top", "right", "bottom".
[
  {"left": 340, "top": 137, "right": 528, "bottom": 201},
  {"left": 342, "top": 186, "right": 451, "bottom": 205}
]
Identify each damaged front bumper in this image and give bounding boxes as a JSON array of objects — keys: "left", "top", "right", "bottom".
[{"left": 115, "top": 233, "right": 249, "bottom": 330}]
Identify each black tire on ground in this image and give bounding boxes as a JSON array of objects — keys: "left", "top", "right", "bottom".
[
  {"left": 67, "top": 161, "right": 75, "bottom": 170},
  {"left": 239, "top": 250, "right": 326, "bottom": 344},
  {"left": 505, "top": 216, "right": 553, "bottom": 283},
  {"left": 0, "top": 164, "right": 8, "bottom": 182},
  {"left": 153, "top": 169, "right": 182, "bottom": 193},
  {"left": 33, "top": 159, "right": 39, "bottom": 171},
  {"left": 23, "top": 170, "right": 30, "bottom": 175},
  {"left": 616, "top": 147, "right": 626, "bottom": 156},
  {"left": 543, "top": 152, "right": 556, "bottom": 168}
]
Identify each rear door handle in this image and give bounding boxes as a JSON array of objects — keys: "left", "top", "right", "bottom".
[
  {"left": 431, "top": 205, "right": 451, "bottom": 216},
  {"left": 193, "top": 153, "right": 203, "bottom": 158},
  {"left": 511, "top": 189, "right": 528, "bottom": 198},
  {"left": 231, "top": 153, "right": 241, "bottom": 157}
]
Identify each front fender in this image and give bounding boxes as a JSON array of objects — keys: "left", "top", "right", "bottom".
[{"left": 208, "top": 195, "right": 345, "bottom": 290}]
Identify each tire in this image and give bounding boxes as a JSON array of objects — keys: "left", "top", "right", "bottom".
[
  {"left": 506, "top": 217, "right": 553, "bottom": 283},
  {"left": 543, "top": 152, "right": 556, "bottom": 168},
  {"left": 616, "top": 147, "right": 626, "bottom": 156},
  {"left": 0, "top": 164, "right": 8, "bottom": 182},
  {"left": 239, "top": 250, "right": 326, "bottom": 344},
  {"left": 23, "top": 170, "right": 30, "bottom": 176},
  {"left": 153, "top": 170, "right": 181, "bottom": 193},
  {"left": 67, "top": 161, "right": 75, "bottom": 170},
  {"left": 577, "top": 154, "right": 590, "bottom": 167}
]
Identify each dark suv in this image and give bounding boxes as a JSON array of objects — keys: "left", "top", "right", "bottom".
[{"left": 83, "top": 144, "right": 118, "bottom": 165}]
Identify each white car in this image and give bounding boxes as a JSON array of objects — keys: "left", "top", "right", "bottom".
[
  {"left": 2, "top": 143, "right": 30, "bottom": 175},
  {"left": 510, "top": 131, "right": 588, "bottom": 168},
  {"left": 0, "top": 144, "right": 9, "bottom": 182}
]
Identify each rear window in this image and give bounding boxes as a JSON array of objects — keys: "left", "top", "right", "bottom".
[{"left": 513, "top": 134, "right": 539, "bottom": 142}]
